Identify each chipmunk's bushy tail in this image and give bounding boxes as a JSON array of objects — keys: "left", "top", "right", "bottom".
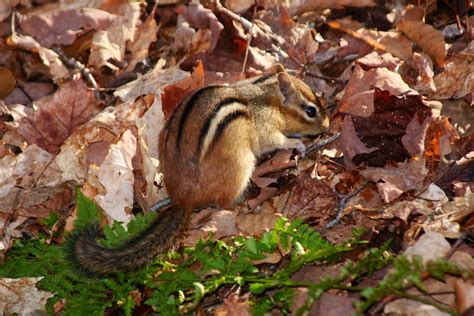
[{"left": 67, "top": 205, "right": 186, "bottom": 275}]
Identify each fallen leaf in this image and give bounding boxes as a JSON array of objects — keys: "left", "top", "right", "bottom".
[
  {"left": 338, "top": 64, "right": 414, "bottom": 117},
  {"left": 397, "top": 20, "right": 446, "bottom": 64},
  {"left": 404, "top": 231, "right": 451, "bottom": 264},
  {"left": 6, "top": 33, "right": 70, "bottom": 82},
  {"left": 451, "top": 278, "right": 474, "bottom": 315},
  {"left": 356, "top": 52, "right": 398, "bottom": 70},
  {"left": 0, "top": 277, "right": 53, "bottom": 315},
  {"left": 440, "top": 99, "right": 474, "bottom": 136},
  {"left": 18, "top": 8, "right": 116, "bottom": 47},
  {"left": 215, "top": 293, "right": 251, "bottom": 316},
  {"left": 258, "top": 6, "right": 319, "bottom": 65},
  {"left": 384, "top": 298, "right": 449, "bottom": 316},
  {"left": 0, "top": 0, "right": 18, "bottom": 22},
  {"left": 411, "top": 52, "right": 435, "bottom": 94},
  {"left": 4, "top": 82, "right": 55, "bottom": 105},
  {"left": 450, "top": 251, "right": 474, "bottom": 275},
  {"left": 1, "top": 79, "right": 98, "bottom": 153},
  {"left": 176, "top": 3, "right": 223, "bottom": 52},
  {"left": 114, "top": 59, "right": 189, "bottom": 103},
  {"left": 284, "top": 170, "right": 337, "bottom": 223},
  {"left": 289, "top": 0, "right": 375, "bottom": 16},
  {"left": 93, "top": 129, "right": 136, "bottom": 225},
  {"left": 89, "top": 2, "right": 140, "bottom": 70},
  {"left": 431, "top": 41, "right": 474, "bottom": 99},
  {"left": 184, "top": 209, "right": 238, "bottom": 246},
  {"left": 126, "top": 10, "right": 159, "bottom": 71},
  {"left": 307, "top": 292, "right": 358, "bottom": 316},
  {"left": 340, "top": 89, "right": 432, "bottom": 167},
  {"left": 236, "top": 213, "right": 282, "bottom": 236},
  {"left": 360, "top": 158, "right": 428, "bottom": 203}
]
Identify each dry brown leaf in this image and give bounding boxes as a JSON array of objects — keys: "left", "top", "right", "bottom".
[
  {"left": 19, "top": 8, "right": 116, "bottom": 47},
  {"left": 0, "top": 277, "right": 53, "bottom": 315},
  {"left": 4, "top": 82, "right": 55, "bottom": 106},
  {"left": 126, "top": 10, "right": 159, "bottom": 71},
  {"left": 376, "top": 31, "right": 413, "bottom": 62},
  {"left": 356, "top": 52, "right": 398, "bottom": 70},
  {"left": 384, "top": 298, "right": 449, "bottom": 316},
  {"left": 89, "top": 2, "right": 140, "bottom": 70},
  {"left": 114, "top": 59, "right": 189, "bottom": 103},
  {"left": 340, "top": 88, "right": 432, "bottom": 169},
  {"left": 258, "top": 6, "right": 319, "bottom": 65},
  {"left": 0, "top": 0, "right": 19, "bottom": 22},
  {"left": 289, "top": 0, "right": 375, "bottom": 16},
  {"left": 0, "top": 215, "right": 28, "bottom": 252},
  {"left": 236, "top": 213, "right": 281, "bottom": 236},
  {"left": 397, "top": 20, "right": 446, "bottom": 64},
  {"left": 184, "top": 209, "right": 238, "bottom": 247},
  {"left": 0, "top": 144, "right": 70, "bottom": 211},
  {"left": 284, "top": 170, "right": 337, "bottom": 223},
  {"left": 224, "top": 0, "right": 254, "bottom": 14},
  {"left": 432, "top": 41, "right": 474, "bottom": 99},
  {"left": 450, "top": 251, "right": 474, "bottom": 275},
  {"left": 307, "top": 292, "right": 358, "bottom": 316},
  {"left": 384, "top": 162, "right": 431, "bottom": 200},
  {"left": 176, "top": 3, "right": 223, "bottom": 52},
  {"left": 411, "top": 52, "right": 435, "bottom": 93},
  {"left": 440, "top": 99, "right": 474, "bottom": 136},
  {"left": 404, "top": 231, "right": 451, "bottom": 263},
  {"left": 361, "top": 158, "right": 428, "bottom": 203},
  {"left": 214, "top": 293, "right": 251, "bottom": 316},
  {"left": 7, "top": 33, "right": 70, "bottom": 82},
  {"left": 338, "top": 64, "right": 414, "bottom": 116},
  {"left": 93, "top": 129, "right": 136, "bottom": 224},
  {"left": 54, "top": 98, "right": 160, "bottom": 224},
  {"left": 1, "top": 79, "right": 97, "bottom": 153},
  {"left": 451, "top": 278, "right": 474, "bottom": 314}
]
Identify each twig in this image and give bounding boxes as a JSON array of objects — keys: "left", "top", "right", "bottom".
[
  {"left": 50, "top": 46, "right": 99, "bottom": 98},
  {"left": 326, "top": 180, "right": 370, "bottom": 228},
  {"left": 241, "top": 3, "right": 257, "bottom": 76},
  {"left": 305, "top": 133, "right": 340, "bottom": 155}
]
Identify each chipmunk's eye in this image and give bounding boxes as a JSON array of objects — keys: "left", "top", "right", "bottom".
[{"left": 304, "top": 105, "right": 317, "bottom": 118}]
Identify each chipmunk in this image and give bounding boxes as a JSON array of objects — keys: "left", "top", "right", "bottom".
[{"left": 68, "top": 64, "right": 330, "bottom": 275}]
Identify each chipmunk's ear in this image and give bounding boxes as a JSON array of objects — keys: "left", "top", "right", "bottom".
[
  {"left": 277, "top": 72, "right": 295, "bottom": 98},
  {"left": 267, "top": 63, "right": 286, "bottom": 75}
]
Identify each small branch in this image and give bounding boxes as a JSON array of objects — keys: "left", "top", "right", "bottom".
[
  {"left": 51, "top": 46, "right": 99, "bottom": 98},
  {"left": 241, "top": 3, "right": 257, "bottom": 76},
  {"left": 326, "top": 180, "right": 370, "bottom": 228},
  {"left": 305, "top": 133, "right": 340, "bottom": 155}
]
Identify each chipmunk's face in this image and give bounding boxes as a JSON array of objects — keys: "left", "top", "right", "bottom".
[{"left": 276, "top": 72, "right": 330, "bottom": 138}]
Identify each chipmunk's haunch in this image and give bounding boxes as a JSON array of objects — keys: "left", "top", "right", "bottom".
[{"left": 69, "top": 64, "right": 330, "bottom": 274}]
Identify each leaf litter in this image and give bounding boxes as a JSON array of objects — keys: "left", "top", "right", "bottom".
[{"left": 0, "top": 0, "right": 473, "bottom": 314}]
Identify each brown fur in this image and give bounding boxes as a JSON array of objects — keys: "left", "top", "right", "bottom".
[
  {"left": 68, "top": 206, "right": 186, "bottom": 275},
  {"left": 69, "top": 65, "right": 329, "bottom": 275}
]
